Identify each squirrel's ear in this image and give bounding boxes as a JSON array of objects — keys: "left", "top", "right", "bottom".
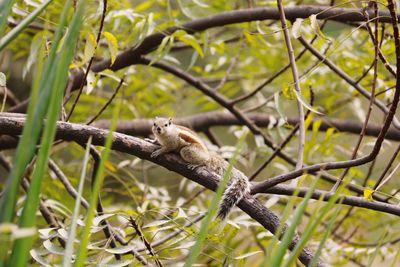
[
  {"left": 168, "top": 117, "right": 172, "bottom": 122},
  {"left": 155, "top": 116, "right": 159, "bottom": 120}
]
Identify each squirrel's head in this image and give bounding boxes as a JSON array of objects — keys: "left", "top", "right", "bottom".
[{"left": 152, "top": 117, "right": 173, "bottom": 136}]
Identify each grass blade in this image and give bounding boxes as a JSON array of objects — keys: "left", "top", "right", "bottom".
[
  {"left": 0, "top": 0, "right": 16, "bottom": 39},
  {"left": 268, "top": 177, "right": 319, "bottom": 266},
  {"left": 75, "top": 90, "right": 122, "bottom": 267},
  {"left": 0, "top": 0, "right": 73, "bottom": 225},
  {"left": 284, "top": 186, "right": 343, "bottom": 266},
  {"left": 308, "top": 207, "right": 340, "bottom": 267},
  {"left": 0, "top": 0, "right": 53, "bottom": 51},
  {"left": 62, "top": 137, "right": 92, "bottom": 267},
  {"left": 367, "top": 230, "right": 387, "bottom": 266},
  {"left": 263, "top": 178, "right": 306, "bottom": 264},
  {"left": 6, "top": 1, "right": 86, "bottom": 265}
]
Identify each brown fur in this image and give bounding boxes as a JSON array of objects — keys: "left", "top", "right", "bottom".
[{"left": 176, "top": 125, "right": 207, "bottom": 151}]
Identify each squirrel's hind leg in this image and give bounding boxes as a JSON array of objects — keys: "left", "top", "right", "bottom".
[{"left": 180, "top": 144, "right": 209, "bottom": 170}]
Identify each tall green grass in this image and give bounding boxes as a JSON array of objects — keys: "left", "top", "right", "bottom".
[
  {"left": 0, "top": 0, "right": 86, "bottom": 265},
  {"left": 267, "top": 177, "right": 320, "bottom": 267},
  {"left": 261, "top": 175, "right": 343, "bottom": 266},
  {"left": 0, "top": 0, "right": 75, "bottom": 224}
]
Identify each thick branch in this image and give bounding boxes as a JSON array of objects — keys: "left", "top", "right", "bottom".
[
  {"left": 76, "top": 6, "right": 400, "bottom": 88},
  {"left": 91, "top": 112, "right": 400, "bottom": 142},
  {"left": 0, "top": 113, "right": 390, "bottom": 202},
  {"left": 0, "top": 116, "right": 320, "bottom": 266}
]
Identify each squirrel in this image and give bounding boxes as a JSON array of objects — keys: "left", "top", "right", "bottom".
[{"left": 147, "top": 117, "right": 251, "bottom": 220}]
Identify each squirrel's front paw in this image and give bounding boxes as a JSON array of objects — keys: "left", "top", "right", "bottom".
[{"left": 151, "top": 149, "right": 162, "bottom": 158}]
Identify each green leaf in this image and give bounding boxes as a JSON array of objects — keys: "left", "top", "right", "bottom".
[
  {"left": 274, "top": 92, "right": 287, "bottom": 122},
  {"left": 150, "top": 35, "right": 174, "bottom": 64},
  {"left": 292, "top": 18, "right": 303, "bottom": 39},
  {"left": 103, "top": 31, "right": 118, "bottom": 65},
  {"left": 0, "top": 0, "right": 16, "bottom": 44},
  {"left": 83, "top": 33, "right": 97, "bottom": 63},
  {"left": 71, "top": 32, "right": 97, "bottom": 68},
  {"left": 173, "top": 30, "right": 204, "bottom": 58},
  {"left": 134, "top": 0, "right": 155, "bottom": 12},
  {"left": 210, "top": 40, "right": 225, "bottom": 55},
  {"left": 244, "top": 31, "right": 257, "bottom": 47},
  {"left": 235, "top": 251, "right": 263, "bottom": 260},
  {"left": 282, "top": 85, "right": 295, "bottom": 100},
  {"left": 193, "top": 0, "right": 209, "bottom": 8},
  {"left": 23, "top": 32, "right": 51, "bottom": 79},
  {"left": 293, "top": 89, "right": 324, "bottom": 115},
  {"left": 309, "top": 14, "right": 330, "bottom": 41}
]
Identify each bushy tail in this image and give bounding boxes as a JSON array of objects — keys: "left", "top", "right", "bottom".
[
  {"left": 208, "top": 156, "right": 251, "bottom": 220},
  {"left": 217, "top": 169, "right": 251, "bottom": 220}
]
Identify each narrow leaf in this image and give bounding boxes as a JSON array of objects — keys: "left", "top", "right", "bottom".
[
  {"left": 173, "top": 30, "right": 203, "bottom": 58},
  {"left": 83, "top": 32, "right": 97, "bottom": 64},
  {"left": 103, "top": 31, "right": 118, "bottom": 64},
  {"left": 235, "top": 251, "right": 263, "bottom": 260},
  {"left": 62, "top": 137, "right": 92, "bottom": 267},
  {"left": 292, "top": 18, "right": 303, "bottom": 39},
  {"left": 309, "top": 14, "right": 329, "bottom": 41},
  {"left": 293, "top": 89, "right": 323, "bottom": 115}
]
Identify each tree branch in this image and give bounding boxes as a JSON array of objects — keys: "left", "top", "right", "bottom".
[
  {"left": 0, "top": 116, "right": 321, "bottom": 266},
  {"left": 253, "top": 0, "right": 400, "bottom": 194},
  {"left": 8, "top": 5, "right": 399, "bottom": 113},
  {"left": 263, "top": 184, "right": 400, "bottom": 216},
  {"left": 90, "top": 112, "right": 400, "bottom": 142}
]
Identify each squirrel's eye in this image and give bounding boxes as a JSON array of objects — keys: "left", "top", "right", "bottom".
[
  {"left": 164, "top": 124, "right": 168, "bottom": 127},
  {"left": 153, "top": 123, "right": 156, "bottom": 126},
  {"left": 169, "top": 121, "right": 171, "bottom": 125}
]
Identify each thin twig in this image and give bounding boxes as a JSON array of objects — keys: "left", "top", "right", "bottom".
[
  {"left": 331, "top": 3, "right": 380, "bottom": 191},
  {"left": 129, "top": 217, "right": 163, "bottom": 267},
  {"left": 66, "top": 0, "right": 108, "bottom": 121},
  {"left": 249, "top": 89, "right": 314, "bottom": 181},
  {"left": 277, "top": 0, "right": 305, "bottom": 170},
  {"left": 86, "top": 76, "right": 125, "bottom": 125},
  {"left": 373, "top": 144, "right": 400, "bottom": 190},
  {"left": 213, "top": 41, "right": 245, "bottom": 91},
  {"left": 253, "top": 0, "right": 400, "bottom": 195},
  {"left": 298, "top": 36, "right": 400, "bottom": 130}
]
